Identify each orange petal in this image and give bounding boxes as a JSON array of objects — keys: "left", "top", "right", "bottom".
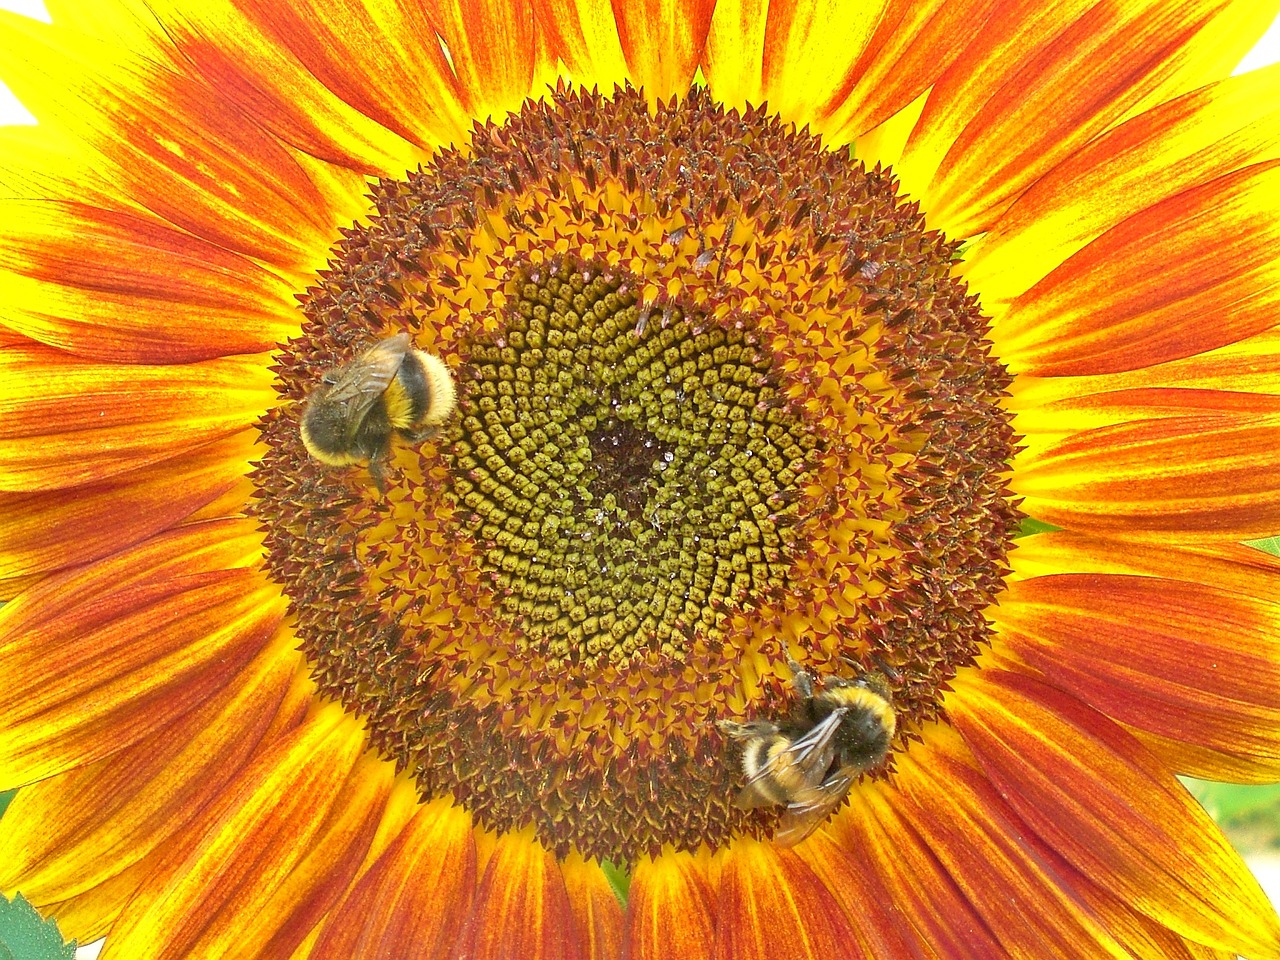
[
  {"left": 0, "top": 123, "right": 120, "bottom": 207},
  {"left": 950, "top": 669, "right": 1280, "bottom": 958},
  {"left": 453, "top": 829, "right": 581, "bottom": 960},
  {"left": 823, "top": 0, "right": 1001, "bottom": 142},
  {"left": 964, "top": 64, "right": 1280, "bottom": 312},
  {"left": 704, "top": 0, "right": 999, "bottom": 146},
  {"left": 994, "top": 565, "right": 1280, "bottom": 780},
  {"left": 814, "top": 797, "right": 1006, "bottom": 958},
  {"left": 918, "top": 727, "right": 1238, "bottom": 960},
  {"left": 1009, "top": 528, "right": 1280, "bottom": 597},
  {"left": 0, "top": 200, "right": 301, "bottom": 364},
  {"left": 533, "top": 0, "right": 629, "bottom": 90},
  {"left": 562, "top": 855, "right": 623, "bottom": 960},
  {"left": 1006, "top": 328, "right": 1280, "bottom": 423},
  {"left": 228, "top": 0, "right": 473, "bottom": 152},
  {"left": 801, "top": 822, "right": 922, "bottom": 959},
  {"left": 612, "top": 0, "right": 715, "bottom": 102},
  {"left": 0, "top": 345, "right": 272, "bottom": 492},
  {"left": 898, "top": 0, "right": 1274, "bottom": 237},
  {"left": 40, "top": 853, "right": 161, "bottom": 943},
  {"left": 430, "top": 0, "right": 539, "bottom": 121},
  {"left": 704, "top": 0, "right": 885, "bottom": 127},
  {"left": 892, "top": 725, "right": 1136, "bottom": 957},
  {"left": 1044, "top": 846, "right": 1241, "bottom": 960},
  {"left": 0, "top": 12, "right": 336, "bottom": 271},
  {"left": 994, "top": 161, "right": 1280, "bottom": 376},
  {"left": 0, "top": 564, "right": 285, "bottom": 787},
  {"left": 242, "top": 753, "right": 395, "bottom": 960},
  {"left": 101, "top": 704, "right": 369, "bottom": 960},
  {"left": 310, "top": 796, "right": 477, "bottom": 960},
  {"left": 0, "top": 431, "right": 254, "bottom": 585},
  {"left": 713, "top": 840, "right": 859, "bottom": 960},
  {"left": 0, "top": 515, "right": 268, "bottom": 635},
  {"left": 625, "top": 849, "right": 716, "bottom": 960},
  {"left": 0, "top": 628, "right": 295, "bottom": 902},
  {"left": 1013, "top": 389, "right": 1280, "bottom": 540},
  {"left": 122, "top": 0, "right": 424, "bottom": 176}
]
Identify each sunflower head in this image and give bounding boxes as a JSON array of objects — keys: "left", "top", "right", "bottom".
[
  {"left": 248, "top": 83, "right": 1021, "bottom": 861},
  {"left": 5, "top": 3, "right": 1280, "bottom": 957}
]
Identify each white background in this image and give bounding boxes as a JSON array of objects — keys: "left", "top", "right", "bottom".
[{"left": 0, "top": 2, "right": 1277, "bottom": 958}]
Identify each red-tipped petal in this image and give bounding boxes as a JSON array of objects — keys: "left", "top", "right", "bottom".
[
  {"left": 0, "top": 200, "right": 301, "bottom": 364},
  {"left": 612, "top": 0, "right": 715, "bottom": 102},
  {"left": 818, "top": 797, "right": 1007, "bottom": 958},
  {"left": 892, "top": 725, "right": 1136, "bottom": 958},
  {"left": 113, "top": 0, "right": 424, "bottom": 175},
  {"left": 964, "top": 65, "right": 1280, "bottom": 312},
  {"left": 430, "top": 0, "right": 539, "bottom": 120},
  {"left": 995, "top": 161, "right": 1280, "bottom": 376},
  {"left": 951, "top": 669, "right": 1280, "bottom": 958},
  {"left": 705, "top": 0, "right": 1000, "bottom": 146},
  {"left": 0, "top": 346, "right": 271, "bottom": 492},
  {"left": 534, "top": 0, "right": 629, "bottom": 90},
  {"left": 101, "top": 705, "right": 370, "bottom": 960},
  {"left": 230, "top": 0, "right": 472, "bottom": 152},
  {"left": 454, "top": 831, "right": 582, "bottom": 960},
  {"left": 1014, "top": 389, "right": 1280, "bottom": 540},
  {"left": 0, "top": 12, "right": 336, "bottom": 270},
  {"left": 624, "top": 850, "right": 716, "bottom": 960},
  {"left": 899, "top": 0, "right": 1275, "bottom": 237},
  {"left": 0, "top": 630, "right": 295, "bottom": 902},
  {"left": 0, "top": 566, "right": 285, "bottom": 787},
  {"left": 310, "top": 797, "right": 477, "bottom": 960},
  {"left": 713, "top": 840, "right": 859, "bottom": 960},
  {"left": 0, "top": 432, "right": 253, "bottom": 586},
  {"left": 248, "top": 753, "right": 395, "bottom": 960},
  {"left": 563, "top": 856, "right": 624, "bottom": 960},
  {"left": 994, "top": 554, "right": 1280, "bottom": 780}
]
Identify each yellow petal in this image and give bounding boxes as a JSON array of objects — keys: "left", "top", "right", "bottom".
[
  {"left": 0, "top": 347, "right": 272, "bottom": 492},
  {"left": 0, "top": 200, "right": 301, "bottom": 363},
  {"left": 963, "top": 64, "right": 1280, "bottom": 312},
  {"left": 100, "top": 704, "right": 368, "bottom": 960},
  {"left": 952, "top": 669, "right": 1280, "bottom": 958},
  {"left": 0, "top": 11, "right": 337, "bottom": 270}
]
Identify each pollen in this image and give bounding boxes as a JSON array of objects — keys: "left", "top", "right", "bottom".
[{"left": 250, "top": 85, "right": 1021, "bottom": 861}]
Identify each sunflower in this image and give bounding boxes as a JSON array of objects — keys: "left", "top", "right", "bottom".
[{"left": 2, "top": 0, "right": 1280, "bottom": 956}]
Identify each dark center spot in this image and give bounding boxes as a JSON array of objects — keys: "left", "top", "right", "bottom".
[{"left": 583, "top": 414, "right": 671, "bottom": 532}]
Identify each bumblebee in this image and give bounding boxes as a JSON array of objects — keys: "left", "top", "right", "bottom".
[
  {"left": 299, "top": 332, "right": 456, "bottom": 490},
  {"left": 719, "top": 659, "right": 896, "bottom": 846}
]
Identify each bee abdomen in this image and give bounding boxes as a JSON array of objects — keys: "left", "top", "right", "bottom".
[{"left": 387, "top": 350, "right": 457, "bottom": 433}]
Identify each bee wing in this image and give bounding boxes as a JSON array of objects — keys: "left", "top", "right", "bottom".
[
  {"left": 772, "top": 772, "right": 853, "bottom": 847},
  {"left": 322, "top": 333, "right": 410, "bottom": 441},
  {"left": 735, "top": 707, "right": 847, "bottom": 810}
]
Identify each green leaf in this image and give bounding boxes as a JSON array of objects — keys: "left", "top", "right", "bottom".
[
  {"left": 0, "top": 790, "right": 14, "bottom": 820},
  {"left": 1015, "top": 516, "right": 1062, "bottom": 538},
  {"left": 1184, "top": 778, "right": 1280, "bottom": 854},
  {"left": 1185, "top": 778, "right": 1280, "bottom": 823},
  {"left": 0, "top": 894, "right": 76, "bottom": 960},
  {"left": 1245, "top": 536, "right": 1280, "bottom": 558},
  {"left": 600, "top": 859, "right": 631, "bottom": 908}
]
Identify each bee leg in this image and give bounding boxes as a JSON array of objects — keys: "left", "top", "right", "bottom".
[
  {"left": 786, "top": 659, "right": 815, "bottom": 699},
  {"left": 402, "top": 424, "right": 443, "bottom": 443},
  {"left": 367, "top": 457, "right": 389, "bottom": 494},
  {"left": 870, "top": 652, "right": 903, "bottom": 682},
  {"left": 718, "top": 719, "right": 779, "bottom": 740}
]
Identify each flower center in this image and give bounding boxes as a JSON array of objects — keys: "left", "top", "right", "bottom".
[
  {"left": 250, "top": 85, "right": 1022, "bottom": 862},
  {"left": 449, "top": 266, "right": 823, "bottom": 665}
]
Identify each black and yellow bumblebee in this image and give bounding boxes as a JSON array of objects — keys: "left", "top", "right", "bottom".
[
  {"left": 299, "top": 332, "right": 456, "bottom": 491},
  {"left": 719, "top": 659, "right": 896, "bottom": 846}
]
